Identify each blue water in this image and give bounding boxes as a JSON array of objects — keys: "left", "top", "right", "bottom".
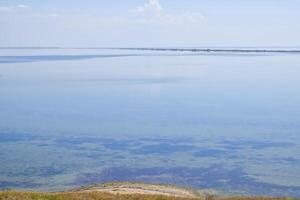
[{"left": 0, "top": 48, "right": 300, "bottom": 196}]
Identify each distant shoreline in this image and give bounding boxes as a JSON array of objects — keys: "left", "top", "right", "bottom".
[
  {"left": 1, "top": 47, "right": 300, "bottom": 53},
  {"left": 112, "top": 48, "right": 300, "bottom": 53}
]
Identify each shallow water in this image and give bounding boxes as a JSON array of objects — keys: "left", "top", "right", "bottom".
[{"left": 0, "top": 48, "right": 300, "bottom": 196}]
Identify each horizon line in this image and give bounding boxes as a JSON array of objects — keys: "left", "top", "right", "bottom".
[{"left": 1, "top": 46, "right": 300, "bottom": 53}]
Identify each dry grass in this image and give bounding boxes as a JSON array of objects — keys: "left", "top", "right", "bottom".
[
  {"left": 0, "top": 190, "right": 296, "bottom": 200},
  {"left": 0, "top": 191, "right": 198, "bottom": 200}
]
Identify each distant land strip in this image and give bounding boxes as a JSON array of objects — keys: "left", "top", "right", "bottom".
[
  {"left": 1, "top": 47, "right": 300, "bottom": 53},
  {"left": 111, "top": 48, "right": 300, "bottom": 53}
]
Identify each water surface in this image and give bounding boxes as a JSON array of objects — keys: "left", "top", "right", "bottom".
[{"left": 0, "top": 48, "right": 300, "bottom": 196}]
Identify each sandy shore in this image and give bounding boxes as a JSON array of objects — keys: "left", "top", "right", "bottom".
[{"left": 71, "top": 182, "right": 215, "bottom": 198}]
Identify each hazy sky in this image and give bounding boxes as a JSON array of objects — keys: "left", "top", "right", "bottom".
[{"left": 0, "top": 0, "right": 300, "bottom": 47}]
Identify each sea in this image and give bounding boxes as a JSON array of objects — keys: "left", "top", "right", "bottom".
[{"left": 0, "top": 48, "right": 300, "bottom": 197}]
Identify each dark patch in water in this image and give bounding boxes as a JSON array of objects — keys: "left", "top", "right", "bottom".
[
  {"left": 54, "top": 137, "right": 203, "bottom": 155},
  {"left": 54, "top": 137, "right": 115, "bottom": 148},
  {"left": 131, "top": 143, "right": 196, "bottom": 155},
  {"left": 102, "top": 141, "right": 131, "bottom": 151},
  {"left": 193, "top": 149, "right": 227, "bottom": 157},
  {"left": 275, "top": 157, "right": 300, "bottom": 164},
  {"left": 0, "top": 180, "right": 41, "bottom": 189},
  {"left": 54, "top": 137, "right": 138, "bottom": 151},
  {"left": 22, "top": 166, "right": 65, "bottom": 177},
  {"left": 74, "top": 151, "right": 104, "bottom": 159},
  {"left": 220, "top": 140, "right": 295, "bottom": 150},
  {"left": 0, "top": 132, "right": 38, "bottom": 143},
  {"left": 55, "top": 137, "right": 113, "bottom": 145},
  {"left": 75, "top": 166, "right": 300, "bottom": 197},
  {"left": 69, "top": 77, "right": 186, "bottom": 85},
  {"left": 140, "top": 137, "right": 198, "bottom": 144},
  {"left": 113, "top": 155, "right": 126, "bottom": 159},
  {"left": 36, "top": 143, "right": 50, "bottom": 147}
]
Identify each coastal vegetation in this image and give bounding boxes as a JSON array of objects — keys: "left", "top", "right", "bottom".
[
  {"left": 0, "top": 183, "right": 296, "bottom": 200},
  {"left": 0, "top": 190, "right": 296, "bottom": 200}
]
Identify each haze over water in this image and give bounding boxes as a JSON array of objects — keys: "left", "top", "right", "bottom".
[{"left": 0, "top": 48, "right": 300, "bottom": 196}]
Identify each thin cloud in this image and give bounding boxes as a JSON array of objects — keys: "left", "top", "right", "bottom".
[
  {"left": 17, "top": 4, "right": 30, "bottom": 9},
  {"left": 131, "top": 0, "right": 204, "bottom": 25},
  {"left": 0, "top": 4, "right": 30, "bottom": 13},
  {"left": 133, "top": 0, "right": 162, "bottom": 13},
  {"left": 0, "top": 6, "right": 13, "bottom": 12}
]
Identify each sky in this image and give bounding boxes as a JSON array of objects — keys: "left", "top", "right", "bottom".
[{"left": 0, "top": 0, "right": 300, "bottom": 47}]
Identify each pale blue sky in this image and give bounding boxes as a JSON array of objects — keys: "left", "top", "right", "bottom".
[{"left": 0, "top": 0, "right": 300, "bottom": 47}]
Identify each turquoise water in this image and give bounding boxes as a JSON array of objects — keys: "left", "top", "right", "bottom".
[{"left": 0, "top": 49, "right": 300, "bottom": 196}]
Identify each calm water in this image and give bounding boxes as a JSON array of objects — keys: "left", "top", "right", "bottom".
[{"left": 0, "top": 49, "right": 300, "bottom": 196}]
